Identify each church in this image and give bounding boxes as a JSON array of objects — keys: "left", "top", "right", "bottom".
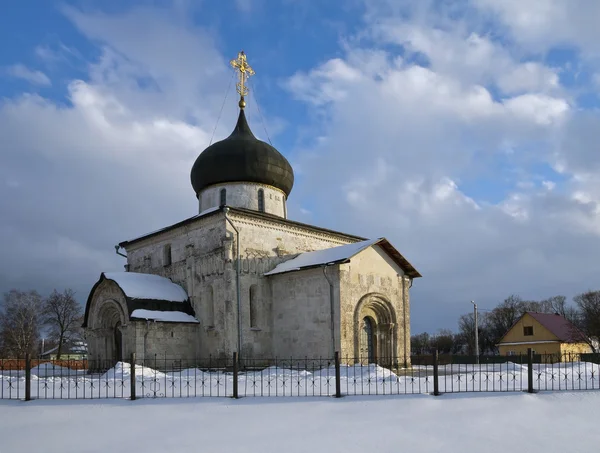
[{"left": 83, "top": 51, "right": 421, "bottom": 367}]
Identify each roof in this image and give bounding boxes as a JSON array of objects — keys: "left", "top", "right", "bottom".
[
  {"left": 103, "top": 272, "right": 188, "bottom": 302},
  {"left": 130, "top": 309, "right": 199, "bottom": 324},
  {"left": 190, "top": 108, "right": 294, "bottom": 197},
  {"left": 41, "top": 341, "right": 88, "bottom": 356},
  {"left": 264, "top": 237, "right": 421, "bottom": 278},
  {"left": 499, "top": 312, "right": 587, "bottom": 344},
  {"left": 527, "top": 312, "right": 587, "bottom": 343},
  {"left": 119, "top": 206, "right": 366, "bottom": 248},
  {"left": 83, "top": 272, "right": 196, "bottom": 328}
]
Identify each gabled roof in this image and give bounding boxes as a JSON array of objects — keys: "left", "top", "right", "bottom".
[
  {"left": 119, "top": 206, "right": 366, "bottom": 248},
  {"left": 527, "top": 312, "right": 587, "bottom": 343},
  {"left": 264, "top": 237, "right": 421, "bottom": 278},
  {"left": 499, "top": 312, "right": 587, "bottom": 344}
]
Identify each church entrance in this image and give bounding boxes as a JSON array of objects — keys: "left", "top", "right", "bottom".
[
  {"left": 354, "top": 294, "right": 397, "bottom": 366},
  {"left": 360, "top": 317, "right": 376, "bottom": 363},
  {"left": 114, "top": 322, "right": 123, "bottom": 362},
  {"left": 91, "top": 301, "right": 126, "bottom": 367}
]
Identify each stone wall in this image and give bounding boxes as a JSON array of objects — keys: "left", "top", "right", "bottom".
[
  {"left": 198, "top": 182, "right": 287, "bottom": 218},
  {"left": 269, "top": 266, "right": 340, "bottom": 359},
  {"left": 338, "top": 245, "right": 411, "bottom": 365},
  {"left": 115, "top": 209, "right": 415, "bottom": 363},
  {"left": 132, "top": 321, "right": 200, "bottom": 363}
]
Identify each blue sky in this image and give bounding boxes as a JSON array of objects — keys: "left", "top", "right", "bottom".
[{"left": 2, "top": 0, "right": 600, "bottom": 333}]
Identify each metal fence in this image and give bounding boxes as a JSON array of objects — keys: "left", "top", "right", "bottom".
[{"left": 2, "top": 349, "right": 600, "bottom": 401}]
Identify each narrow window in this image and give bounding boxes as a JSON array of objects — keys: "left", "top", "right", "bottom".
[
  {"left": 249, "top": 285, "right": 258, "bottom": 328},
  {"left": 206, "top": 286, "right": 214, "bottom": 328},
  {"left": 163, "top": 244, "right": 172, "bottom": 266},
  {"left": 258, "top": 189, "right": 265, "bottom": 212},
  {"left": 220, "top": 188, "right": 227, "bottom": 206},
  {"left": 523, "top": 326, "right": 534, "bottom": 336}
]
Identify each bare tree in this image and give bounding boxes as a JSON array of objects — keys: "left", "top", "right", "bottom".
[
  {"left": 0, "top": 290, "right": 43, "bottom": 357},
  {"left": 485, "top": 295, "right": 526, "bottom": 347},
  {"left": 431, "top": 329, "right": 455, "bottom": 354},
  {"left": 410, "top": 332, "right": 431, "bottom": 355},
  {"left": 42, "top": 289, "right": 83, "bottom": 359},
  {"left": 573, "top": 290, "right": 600, "bottom": 352}
]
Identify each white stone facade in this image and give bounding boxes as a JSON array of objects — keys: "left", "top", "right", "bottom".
[
  {"left": 198, "top": 182, "right": 287, "bottom": 218},
  {"left": 85, "top": 207, "right": 417, "bottom": 367}
]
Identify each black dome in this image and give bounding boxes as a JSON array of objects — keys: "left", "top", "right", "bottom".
[{"left": 191, "top": 109, "right": 294, "bottom": 197}]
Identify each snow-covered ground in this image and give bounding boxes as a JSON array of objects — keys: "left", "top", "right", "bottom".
[{"left": 0, "top": 392, "right": 599, "bottom": 452}]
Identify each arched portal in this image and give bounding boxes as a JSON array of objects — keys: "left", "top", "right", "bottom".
[
  {"left": 360, "top": 316, "right": 376, "bottom": 362},
  {"left": 354, "top": 294, "right": 397, "bottom": 366},
  {"left": 114, "top": 321, "right": 123, "bottom": 362},
  {"left": 94, "top": 301, "right": 127, "bottom": 365}
]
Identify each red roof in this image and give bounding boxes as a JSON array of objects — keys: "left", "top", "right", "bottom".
[{"left": 527, "top": 312, "right": 587, "bottom": 343}]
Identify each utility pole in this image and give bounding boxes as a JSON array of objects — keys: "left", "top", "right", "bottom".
[{"left": 471, "top": 300, "right": 479, "bottom": 364}]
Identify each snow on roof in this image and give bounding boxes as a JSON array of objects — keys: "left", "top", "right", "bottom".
[
  {"left": 264, "top": 238, "right": 381, "bottom": 276},
  {"left": 104, "top": 272, "right": 188, "bottom": 302},
  {"left": 130, "top": 309, "right": 199, "bottom": 323}
]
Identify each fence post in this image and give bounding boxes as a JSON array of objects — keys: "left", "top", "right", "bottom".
[
  {"left": 232, "top": 352, "right": 239, "bottom": 399},
  {"left": 25, "top": 354, "right": 31, "bottom": 402},
  {"left": 130, "top": 352, "right": 136, "bottom": 401},
  {"left": 527, "top": 348, "right": 534, "bottom": 393},
  {"left": 334, "top": 351, "right": 341, "bottom": 398},
  {"left": 433, "top": 349, "right": 440, "bottom": 396}
]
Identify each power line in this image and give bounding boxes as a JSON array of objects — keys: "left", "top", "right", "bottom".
[
  {"left": 209, "top": 71, "right": 235, "bottom": 146},
  {"left": 248, "top": 79, "right": 273, "bottom": 146}
]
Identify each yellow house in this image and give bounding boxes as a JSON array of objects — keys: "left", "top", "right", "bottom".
[{"left": 497, "top": 312, "right": 591, "bottom": 360}]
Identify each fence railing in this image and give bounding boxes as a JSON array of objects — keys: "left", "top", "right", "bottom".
[{"left": 2, "top": 349, "right": 599, "bottom": 401}]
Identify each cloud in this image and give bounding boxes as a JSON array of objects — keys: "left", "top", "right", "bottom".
[
  {"left": 5, "top": 64, "right": 51, "bottom": 86},
  {"left": 473, "top": 0, "right": 600, "bottom": 57},
  {"left": 0, "top": 5, "right": 239, "bottom": 301},
  {"left": 235, "top": 0, "right": 254, "bottom": 13},
  {"left": 3, "top": 0, "right": 600, "bottom": 335},
  {"left": 284, "top": 5, "right": 600, "bottom": 330}
]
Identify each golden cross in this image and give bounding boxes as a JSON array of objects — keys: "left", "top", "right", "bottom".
[{"left": 230, "top": 50, "right": 255, "bottom": 108}]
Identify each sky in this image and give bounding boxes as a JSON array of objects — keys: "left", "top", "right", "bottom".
[{"left": 1, "top": 0, "right": 600, "bottom": 334}]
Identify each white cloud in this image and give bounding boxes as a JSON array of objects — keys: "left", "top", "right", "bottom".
[
  {"left": 235, "top": 0, "right": 253, "bottom": 13},
  {"left": 284, "top": 5, "right": 600, "bottom": 329},
  {"left": 473, "top": 0, "right": 600, "bottom": 57},
  {"left": 0, "top": 6, "right": 241, "bottom": 301},
  {"left": 3, "top": 1, "right": 600, "bottom": 334},
  {"left": 5, "top": 64, "right": 51, "bottom": 86}
]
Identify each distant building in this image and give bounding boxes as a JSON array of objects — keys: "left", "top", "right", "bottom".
[
  {"left": 497, "top": 312, "right": 591, "bottom": 359},
  {"left": 82, "top": 52, "right": 421, "bottom": 366},
  {"left": 41, "top": 341, "right": 88, "bottom": 360}
]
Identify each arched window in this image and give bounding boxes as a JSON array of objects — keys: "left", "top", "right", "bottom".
[
  {"left": 220, "top": 188, "right": 227, "bottom": 206},
  {"left": 257, "top": 189, "right": 265, "bottom": 212},
  {"left": 249, "top": 285, "right": 258, "bottom": 328},
  {"left": 163, "top": 244, "right": 172, "bottom": 266},
  {"left": 206, "top": 286, "right": 214, "bottom": 328}
]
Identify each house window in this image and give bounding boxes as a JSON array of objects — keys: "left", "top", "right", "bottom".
[
  {"left": 220, "top": 188, "right": 227, "bottom": 206},
  {"left": 249, "top": 285, "right": 258, "bottom": 328},
  {"left": 258, "top": 189, "right": 265, "bottom": 212},
  {"left": 163, "top": 244, "right": 172, "bottom": 266},
  {"left": 523, "top": 326, "right": 534, "bottom": 336},
  {"left": 508, "top": 350, "right": 516, "bottom": 356}
]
